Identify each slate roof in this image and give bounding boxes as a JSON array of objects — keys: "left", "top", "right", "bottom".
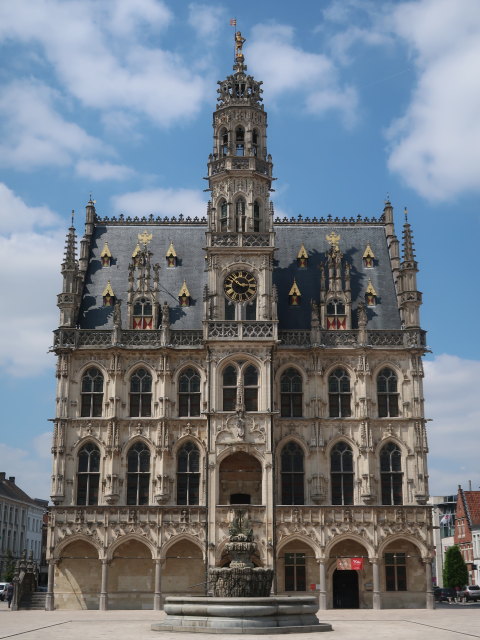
[
  {"left": 463, "top": 491, "right": 480, "bottom": 527},
  {"left": 78, "top": 222, "right": 401, "bottom": 331},
  {"left": 0, "top": 475, "right": 37, "bottom": 506}
]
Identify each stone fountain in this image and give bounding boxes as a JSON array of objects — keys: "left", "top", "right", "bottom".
[{"left": 152, "top": 511, "right": 332, "bottom": 634}]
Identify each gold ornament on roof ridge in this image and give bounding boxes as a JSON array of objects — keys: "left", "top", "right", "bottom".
[
  {"left": 102, "top": 281, "right": 115, "bottom": 297},
  {"left": 289, "top": 279, "right": 301, "bottom": 296},
  {"left": 138, "top": 230, "right": 153, "bottom": 245},
  {"left": 178, "top": 280, "right": 190, "bottom": 297},
  {"left": 366, "top": 279, "right": 377, "bottom": 296},
  {"left": 297, "top": 244, "right": 308, "bottom": 259},
  {"left": 363, "top": 244, "right": 375, "bottom": 259},
  {"left": 326, "top": 231, "right": 340, "bottom": 249},
  {"left": 166, "top": 242, "right": 177, "bottom": 257}
]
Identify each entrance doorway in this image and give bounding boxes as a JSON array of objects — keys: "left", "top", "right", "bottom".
[{"left": 332, "top": 569, "right": 359, "bottom": 608}]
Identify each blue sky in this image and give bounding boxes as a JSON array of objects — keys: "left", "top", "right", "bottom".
[{"left": 0, "top": 0, "right": 479, "bottom": 500}]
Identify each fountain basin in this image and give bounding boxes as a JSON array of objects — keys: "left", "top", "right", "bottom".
[{"left": 152, "top": 595, "right": 333, "bottom": 634}]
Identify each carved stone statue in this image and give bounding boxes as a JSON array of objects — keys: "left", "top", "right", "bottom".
[
  {"left": 235, "top": 31, "right": 246, "bottom": 61},
  {"left": 113, "top": 300, "right": 122, "bottom": 327}
]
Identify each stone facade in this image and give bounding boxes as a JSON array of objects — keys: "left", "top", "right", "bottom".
[{"left": 47, "top": 40, "right": 434, "bottom": 611}]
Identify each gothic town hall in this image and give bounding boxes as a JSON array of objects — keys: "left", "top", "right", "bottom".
[{"left": 47, "top": 37, "right": 434, "bottom": 611}]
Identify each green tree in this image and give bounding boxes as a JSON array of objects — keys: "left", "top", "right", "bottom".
[
  {"left": 3, "top": 550, "right": 16, "bottom": 583},
  {"left": 443, "top": 545, "right": 468, "bottom": 588}
]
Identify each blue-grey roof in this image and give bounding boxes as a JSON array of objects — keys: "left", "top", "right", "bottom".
[{"left": 78, "top": 222, "right": 401, "bottom": 331}]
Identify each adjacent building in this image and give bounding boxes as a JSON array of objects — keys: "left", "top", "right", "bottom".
[
  {"left": 430, "top": 494, "right": 456, "bottom": 587},
  {"left": 0, "top": 473, "right": 47, "bottom": 578},
  {"left": 47, "top": 36, "right": 433, "bottom": 610},
  {"left": 455, "top": 486, "right": 480, "bottom": 585}
]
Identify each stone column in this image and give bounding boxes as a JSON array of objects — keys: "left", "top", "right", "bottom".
[
  {"left": 371, "top": 557, "right": 381, "bottom": 610},
  {"left": 424, "top": 559, "right": 435, "bottom": 610},
  {"left": 318, "top": 559, "right": 327, "bottom": 610},
  {"left": 45, "top": 559, "right": 56, "bottom": 611},
  {"left": 154, "top": 559, "right": 162, "bottom": 610},
  {"left": 99, "top": 559, "right": 109, "bottom": 611}
]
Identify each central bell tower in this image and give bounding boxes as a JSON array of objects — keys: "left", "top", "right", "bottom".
[{"left": 205, "top": 32, "right": 276, "bottom": 325}]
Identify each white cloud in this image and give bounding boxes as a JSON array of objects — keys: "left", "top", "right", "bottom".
[
  {"left": 0, "top": 184, "right": 64, "bottom": 377},
  {"left": 0, "top": 439, "right": 51, "bottom": 501},
  {"left": 0, "top": 81, "right": 104, "bottom": 171},
  {"left": 248, "top": 23, "right": 358, "bottom": 127},
  {"left": 76, "top": 159, "right": 135, "bottom": 182},
  {"left": 188, "top": 3, "right": 224, "bottom": 39},
  {"left": 424, "top": 354, "right": 480, "bottom": 495},
  {"left": 0, "top": 0, "right": 209, "bottom": 128},
  {"left": 387, "top": 0, "right": 480, "bottom": 200},
  {"left": 112, "top": 187, "right": 207, "bottom": 218}
]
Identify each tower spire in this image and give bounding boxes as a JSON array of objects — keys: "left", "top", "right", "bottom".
[{"left": 399, "top": 206, "right": 422, "bottom": 328}]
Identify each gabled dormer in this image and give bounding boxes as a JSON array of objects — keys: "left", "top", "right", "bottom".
[
  {"left": 320, "top": 232, "right": 352, "bottom": 330},
  {"left": 127, "top": 233, "right": 160, "bottom": 330}
]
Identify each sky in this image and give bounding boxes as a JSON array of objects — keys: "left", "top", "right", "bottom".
[{"left": 0, "top": 0, "right": 479, "bottom": 501}]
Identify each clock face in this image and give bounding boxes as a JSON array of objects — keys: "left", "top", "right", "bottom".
[{"left": 224, "top": 270, "right": 257, "bottom": 302}]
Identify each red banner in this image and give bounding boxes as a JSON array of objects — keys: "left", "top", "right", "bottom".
[{"left": 336, "top": 558, "right": 364, "bottom": 570}]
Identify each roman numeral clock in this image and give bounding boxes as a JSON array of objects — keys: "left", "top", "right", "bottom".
[{"left": 223, "top": 270, "right": 257, "bottom": 302}]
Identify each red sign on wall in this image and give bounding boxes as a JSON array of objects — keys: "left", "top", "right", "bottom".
[{"left": 336, "top": 558, "right": 364, "bottom": 570}]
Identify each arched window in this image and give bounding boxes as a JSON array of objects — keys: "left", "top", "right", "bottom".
[
  {"left": 380, "top": 442, "right": 403, "bottom": 505},
  {"left": 244, "top": 365, "right": 258, "bottom": 412},
  {"left": 252, "top": 129, "right": 258, "bottom": 156},
  {"left": 177, "top": 442, "right": 200, "bottom": 505},
  {"left": 235, "top": 197, "right": 246, "bottom": 231},
  {"left": 223, "top": 365, "right": 237, "bottom": 411},
  {"left": 281, "top": 442, "right": 304, "bottom": 505},
  {"left": 80, "top": 367, "right": 103, "bottom": 417},
  {"left": 377, "top": 368, "right": 399, "bottom": 417},
  {"left": 331, "top": 442, "right": 353, "bottom": 505},
  {"left": 126, "top": 442, "right": 150, "bottom": 505},
  {"left": 328, "top": 368, "right": 351, "bottom": 417},
  {"left": 130, "top": 368, "right": 152, "bottom": 417},
  {"left": 219, "top": 199, "right": 228, "bottom": 231},
  {"left": 77, "top": 443, "right": 100, "bottom": 505},
  {"left": 253, "top": 201, "right": 260, "bottom": 232},
  {"left": 280, "top": 368, "right": 303, "bottom": 417},
  {"left": 220, "top": 128, "right": 228, "bottom": 156},
  {"left": 235, "top": 126, "right": 244, "bottom": 156},
  {"left": 179, "top": 368, "right": 201, "bottom": 417},
  {"left": 133, "top": 297, "right": 153, "bottom": 330}
]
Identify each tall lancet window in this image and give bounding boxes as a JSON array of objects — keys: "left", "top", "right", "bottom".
[
  {"left": 219, "top": 200, "right": 228, "bottom": 231},
  {"left": 220, "top": 128, "right": 228, "bottom": 157},
  {"left": 253, "top": 201, "right": 260, "bottom": 232},
  {"left": 235, "top": 126, "right": 245, "bottom": 156},
  {"left": 236, "top": 198, "right": 246, "bottom": 232},
  {"left": 126, "top": 442, "right": 150, "bottom": 505}
]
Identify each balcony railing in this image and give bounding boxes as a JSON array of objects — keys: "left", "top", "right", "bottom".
[{"left": 207, "top": 321, "right": 275, "bottom": 340}]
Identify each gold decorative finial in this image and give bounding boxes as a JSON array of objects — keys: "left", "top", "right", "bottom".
[
  {"left": 178, "top": 280, "right": 190, "bottom": 297},
  {"left": 297, "top": 244, "right": 308, "bottom": 259},
  {"left": 138, "top": 230, "right": 153, "bottom": 245},
  {"left": 366, "top": 279, "right": 377, "bottom": 296},
  {"left": 235, "top": 31, "right": 246, "bottom": 62},
  {"left": 288, "top": 279, "right": 301, "bottom": 296},
  {"left": 326, "top": 231, "right": 340, "bottom": 250}
]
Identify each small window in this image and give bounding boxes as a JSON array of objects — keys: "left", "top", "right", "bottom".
[
  {"left": 377, "top": 368, "right": 399, "bottom": 417},
  {"left": 280, "top": 368, "right": 303, "bottom": 417},
  {"left": 331, "top": 442, "right": 353, "bottom": 505},
  {"left": 179, "top": 368, "right": 201, "bottom": 417},
  {"left": 244, "top": 365, "right": 258, "bottom": 411},
  {"left": 385, "top": 553, "right": 407, "bottom": 591},
  {"left": 220, "top": 200, "right": 228, "bottom": 231},
  {"left": 326, "top": 298, "right": 347, "bottom": 330},
  {"left": 133, "top": 297, "right": 153, "bottom": 330},
  {"left": 281, "top": 442, "right": 304, "bottom": 505},
  {"left": 177, "top": 442, "right": 200, "bottom": 505},
  {"left": 130, "top": 368, "right": 152, "bottom": 417},
  {"left": 77, "top": 443, "right": 100, "bottom": 505},
  {"left": 328, "top": 368, "right": 351, "bottom": 417},
  {"left": 223, "top": 365, "right": 237, "bottom": 411},
  {"left": 80, "top": 367, "right": 104, "bottom": 417},
  {"left": 126, "top": 442, "right": 150, "bottom": 505},
  {"left": 380, "top": 442, "right": 403, "bottom": 505},
  {"left": 220, "top": 128, "right": 228, "bottom": 156}
]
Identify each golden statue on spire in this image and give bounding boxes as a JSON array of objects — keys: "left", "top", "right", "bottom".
[{"left": 235, "top": 31, "right": 246, "bottom": 62}]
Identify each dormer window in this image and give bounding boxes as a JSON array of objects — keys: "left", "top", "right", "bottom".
[
  {"left": 326, "top": 298, "right": 346, "bottom": 329},
  {"left": 235, "top": 126, "right": 245, "bottom": 156},
  {"left": 133, "top": 297, "right": 153, "bottom": 329},
  {"left": 178, "top": 281, "right": 191, "bottom": 307},
  {"left": 363, "top": 244, "right": 375, "bottom": 268},
  {"left": 297, "top": 244, "right": 308, "bottom": 268},
  {"left": 366, "top": 280, "right": 377, "bottom": 306},
  {"left": 289, "top": 279, "right": 301, "bottom": 306},
  {"left": 102, "top": 281, "right": 115, "bottom": 307},
  {"left": 166, "top": 242, "right": 177, "bottom": 268},
  {"left": 100, "top": 242, "right": 112, "bottom": 267}
]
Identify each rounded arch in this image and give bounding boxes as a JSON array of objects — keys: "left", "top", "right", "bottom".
[
  {"left": 106, "top": 533, "right": 155, "bottom": 561},
  {"left": 160, "top": 534, "right": 205, "bottom": 561},
  {"left": 324, "top": 533, "right": 374, "bottom": 560},
  {"left": 218, "top": 351, "right": 263, "bottom": 372},
  {"left": 173, "top": 361, "right": 205, "bottom": 383},
  {"left": 276, "top": 435, "right": 309, "bottom": 460},
  {"left": 378, "top": 533, "right": 429, "bottom": 558},
  {"left": 172, "top": 434, "right": 205, "bottom": 458},
  {"left": 124, "top": 360, "right": 155, "bottom": 382},
  {"left": 76, "top": 361, "right": 109, "bottom": 384},
  {"left": 372, "top": 361, "right": 402, "bottom": 380},
  {"left": 216, "top": 445, "right": 264, "bottom": 467},
  {"left": 72, "top": 436, "right": 104, "bottom": 458},
  {"left": 374, "top": 435, "right": 408, "bottom": 458},
  {"left": 325, "top": 435, "right": 358, "bottom": 458},
  {"left": 324, "top": 362, "right": 355, "bottom": 380},
  {"left": 276, "top": 363, "right": 307, "bottom": 385},
  {"left": 277, "top": 534, "right": 319, "bottom": 558},
  {"left": 54, "top": 535, "right": 102, "bottom": 560},
  {"left": 120, "top": 434, "right": 154, "bottom": 457},
  {"left": 218, "top": 450, "right": 263, "bottom": 505}
]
